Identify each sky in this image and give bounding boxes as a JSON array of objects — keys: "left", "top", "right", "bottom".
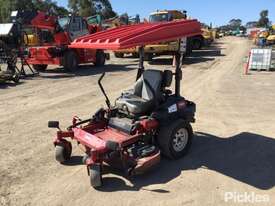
[{"left": 58, "top": 0, "right": 275, "bottom": 26}]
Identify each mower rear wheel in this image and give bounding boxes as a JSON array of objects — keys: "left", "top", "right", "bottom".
[
  {"left": 55, "top": 141, "right": 72, "bottom": 163},
  {"left": 158, "top": 120, "right": 193, "bottom": 159},
  {"left": 33, "top": 64, "right": 48, "bottom": 72},
  {"left": 89, "top": 164, "right": 102, "bottom": 188},
  {"left": 95, "top": 50, "right": 106, "bottom": 67},
  {"left": 63, "top": 50, "right": 78, "bottom": 72}
]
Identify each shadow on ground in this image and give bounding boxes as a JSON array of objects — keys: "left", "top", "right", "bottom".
[
  {"left": 0, "top": 81, "right": 24, "bottom": 89},
  {"left": 38, "top": 63, "right": 137, "bottom": 79},
  {"left": 66, "top": 132, "right": 275, "bottom": 192},
  {"left": 148, "top": 43, "right": 225, "bottom": 66}
]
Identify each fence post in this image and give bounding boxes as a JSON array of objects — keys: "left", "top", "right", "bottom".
[{"left": 244, "top": 51, "right": 251, "bottom": 75}]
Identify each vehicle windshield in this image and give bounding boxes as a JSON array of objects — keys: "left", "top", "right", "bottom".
[
  {"left": 149, "top": 14, "right": 170, "bottom": 23},
  {"left": 58, "top": 17, "right": 70, "bottom": 29}
]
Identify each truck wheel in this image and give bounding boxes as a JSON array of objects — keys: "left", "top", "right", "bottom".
[
  {"left": 132, "top": 53, "right": 139, "bottom": 58},
  {"left": 33, "top": 64, "right": 48, "bottom": 72},
  {"left": 89, "top": 164, "right": 102, "bottom": 188},
  {"left": 192, "top": 39, "right": 202, "bottom": 50},
  {"left": 158, "top": 120, "right": 193, "bottom": 159},
  {"left": 114, "top": 52, "right": 124, "bottom": 58},
  {"left": 144, "top": 53, "right": 153, "bottom": 61},
  {"left": 63, "top": 51, "right": 78, "bottom": 72},
  {"left": 55, "top": 141, "right": 72, "bottom": 163},
  {"left": 95, "top": 50, "right": 106, "bottom": 66}
]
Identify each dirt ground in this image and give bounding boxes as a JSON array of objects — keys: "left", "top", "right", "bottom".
[{"left": 0, "top": 36, "right": 275, "bottom": 206}]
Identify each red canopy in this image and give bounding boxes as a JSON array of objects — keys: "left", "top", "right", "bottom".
[{"left": 70, "top": 19, "right": 202, "bottom": 50}]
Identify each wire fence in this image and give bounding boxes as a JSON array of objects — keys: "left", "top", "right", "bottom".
[{"left": 248, "top": 48, "right": 274, "bottom": 71}]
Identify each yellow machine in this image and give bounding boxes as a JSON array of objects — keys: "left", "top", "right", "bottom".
[
  {"left": 114, "top": 10, "right": 205, "bottom": 60},
  {"left": 254, "top": 27, "right": 275, "bottom": 46},
  {"left": 202, "top": 28, "right": 215, "bottom": 46},
  {"left": 266, "top": 25, "right": 275, "bottom": 45},
  {"left": 24, "top": 34, "right": 39, "bottom": 46}
]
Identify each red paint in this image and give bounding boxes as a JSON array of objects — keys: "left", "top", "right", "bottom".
[
  {"left": 140, "top": 119, "right": 159, "bottom": 131},
  {"left": 31, "top": 12, "right": 57, "bottom": 30},
  {"left": 70, "top": 19, "right": 202, "bottom": 50},
  {"left": 54, "top": 32, "right": 70, "bottom": 45},
  {"left": 27, "top": 13, "right": 99, "bottom": 68},
  {"left": 72, "top": 127, "right": 107, "bottom": 151}
]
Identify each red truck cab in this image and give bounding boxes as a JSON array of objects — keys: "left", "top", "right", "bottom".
[{"left": 27, "top": 14, "right": 106, "bottom": 72}]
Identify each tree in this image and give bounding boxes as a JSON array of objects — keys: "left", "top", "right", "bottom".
[
  {"left": 99, "top": 0, "right": 116, "bottom": 18},
  {"left": 257, "top": 10, "right": 269, "bottom": 28},
  {"left": 0, "top": 0, "right": 68, "bottom": 23},
  {"left": 68, "top": 0, "right": 116, "bottom": 19},
  {"left": 229, "top": 19, "right": 242, "bottom": 30},
  {"left": 79, "top": 0, "right": 95, "bottom": 17}
]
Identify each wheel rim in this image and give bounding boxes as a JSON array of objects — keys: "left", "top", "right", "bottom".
[{"left": 172, "top": 128, "right": 189, "bottom": 152}]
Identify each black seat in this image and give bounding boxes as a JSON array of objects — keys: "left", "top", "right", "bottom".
[{"left": 115, "top": 69, "right": 172, "bottom": 115}]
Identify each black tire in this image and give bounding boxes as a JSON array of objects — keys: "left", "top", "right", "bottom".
[
  {"left": 33, "top": 64, "right": 48, "bottom": 72},
  {"left": 192, "top": 39, "right": 202, "bottom": 50},
  {"left": 186, "top": 37, "right": 193, "bottom": 55},
  {"left": 95, "top": 50, "right": 106, "bottom": 66},
  {"left": 62, "top": 50, "right": 78, "bottom": 72},
  {"left": 89, "top": 164, "right": 102, "bottom": 188},
  {"left": 144, "top": 53, "right": 153, "bottom": 61},
  {"left": 55, "top": 141, "right": 72, "bottom": 163},
  {"left": 114, "top": 52, "right": 124, "bottom": 58},
  {"left": 13, "top": 73, "right": 20, "bottom": 83},
  {"left": 132, "top": 53, "right": 139, "bottom": 58},
  {"left": 158, "top": 120, "right": 193, "bottom": 159}
]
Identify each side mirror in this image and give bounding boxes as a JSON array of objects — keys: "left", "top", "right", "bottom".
[{"left": 48, "top": 121, "right": 60, "bottom": 129}]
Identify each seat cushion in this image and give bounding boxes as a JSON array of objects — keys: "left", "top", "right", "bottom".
[{"left": 115, "top": 94, "right": 153, "bottom": 115}]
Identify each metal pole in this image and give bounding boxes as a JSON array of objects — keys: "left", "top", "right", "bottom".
[
  {"left": 175, "top": 39, "right": 185, "bottom": 97},
  {"left": 136, "top": 46, "right": 144, "bottom": 81}
]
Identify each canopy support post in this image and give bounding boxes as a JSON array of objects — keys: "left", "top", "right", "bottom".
[
  {"left": 136, "top": 46, "right": 144, "bottom": 81},
  {"left": 175, "top": 38, "right": 186, "bottom": 97}
]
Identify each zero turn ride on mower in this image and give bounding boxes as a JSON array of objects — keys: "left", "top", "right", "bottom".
[{"left": 48, "top": 19, "right": 201, "bottom": 188}]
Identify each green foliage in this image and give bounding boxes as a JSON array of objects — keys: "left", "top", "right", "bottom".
[
  {"left": 0, "top": 0, "right": 69, "bottom": 23},
  {"left": 68, "top": 0, "right": 116, "bottom": 19},
  {"left": 229, "top": 19, "right": 242, "bottom": 29},
  {"left": 257, "top": 10, "right": 269, "bottom": 28}
]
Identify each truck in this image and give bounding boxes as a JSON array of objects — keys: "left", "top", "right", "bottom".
[
  {"left": 114, "top": 10, "right": 204, "bottom": 60},
  {"left": 26, "top": 12, "right": 107, "bottom": 72}
]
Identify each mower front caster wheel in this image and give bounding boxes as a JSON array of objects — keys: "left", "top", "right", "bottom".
[
  {"left": 158, "top": 120, "right": 193, "bottom": 159},
  {"left": 89, "top": 164, "right": 102, "bottom": 188},
  {"left": 55, "top": 141, "right": 72, "bottom": 163}
]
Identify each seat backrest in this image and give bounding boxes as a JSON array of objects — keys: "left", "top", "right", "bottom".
[{"left": 133, "top": 70, "right": 163, "bottom": 101}]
